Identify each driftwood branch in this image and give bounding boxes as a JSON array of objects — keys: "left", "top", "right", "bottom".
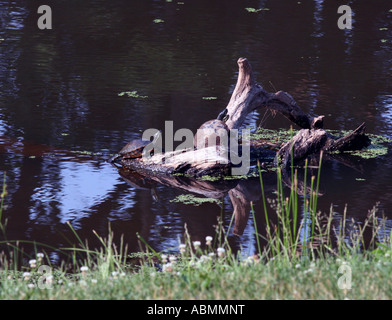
[
  {"left": 117, "top": 57, "right": 370, "bottom": 176},
  {"left": 224, "top": 58, "right": 370, "bottom": 168},
  {"left": 276, "top": 123, "right": 370, "bottom": 168},
  {"left": 224, "top": 58, "right": 320, "bottom": 130}
]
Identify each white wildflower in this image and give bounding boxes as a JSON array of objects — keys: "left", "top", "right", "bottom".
[
  {"left": 217, "top": 247, "right": 225, "bottom": 258},
  {"left": 80, "top": 266, "right": 89, "bottom": 275},
  {"left": 193, "top": 241, "right": 201, "bottom": 249},
  {"left": 198, "top": 255, "right": 209, "bottom": 264},
  {"left": 29, "top": 259, "right": 37, "bottom": 268},
  {"left": 162, "top": 263, "right": 173, "bottom": 273},
  {"left": 23, "top": 272, "right": 31, "bottom": 280},
  {"left": 179, "top": 244, "right": 186, "bottom": 253}
]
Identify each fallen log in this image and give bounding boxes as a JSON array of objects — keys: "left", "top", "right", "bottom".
[
  {"left": 117, "top": 57, "right": 371, "bottom": 176},
  {"left": 275, "top": 123, "right": 371, "bottom": 168}
]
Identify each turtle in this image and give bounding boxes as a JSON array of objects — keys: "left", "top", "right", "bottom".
[
  {"left": 193, "top": 119, "right": 230, "bottom": 150},
  {"left": 110, "top": 131, "right": 161, "bottom": 163},
  {"left": 216, "top": 107, "right": 229, "bottom": 122}
]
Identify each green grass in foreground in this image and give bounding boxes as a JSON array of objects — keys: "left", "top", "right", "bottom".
[{"left": 1, "top": 249, "right": 392, "bottom": 299}]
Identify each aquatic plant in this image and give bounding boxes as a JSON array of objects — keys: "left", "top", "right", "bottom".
[
  {"left": 245, "top": 7, "right": 269, "bottom": 13},
  {"left": 118, "top": 91, "right": 148, "bottom": 99},
  {"left": 170, "top": 194, "right": 221, "bottom": 206}
]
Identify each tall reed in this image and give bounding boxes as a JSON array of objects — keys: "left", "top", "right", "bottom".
[{"left": 256, "top": 146, "right": 324, "bottom": 261}]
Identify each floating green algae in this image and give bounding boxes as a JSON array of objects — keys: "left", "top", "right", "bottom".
[
  {"left": 74, "top": 150, "right": 104, "bottom": 156},
  {"left": 248, "top": 127, "right": 297, "bottom": 143},
  {"left": 223, "top": 170, "right": 262, "bottom": 181},
  {"left": 170, "top": 194, "right": 221, "bottom": 206},
  {"left": 330, "top": 131, "right": 391, "bottom": 159},
  {"left": 118, "top": 91, "right": 148, "bottom": 99},
  {"left": 343, "top": 144, "right": 389, "bottom": 159},
  {"left": 245, "top": 7, "right": 269, "bottom": 13},
  {"left": 197, "top": 175, "right": 221, "bottom": 182}
]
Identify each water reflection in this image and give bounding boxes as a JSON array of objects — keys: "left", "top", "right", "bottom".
[
  {"left": 312, "top": 0, "right": 324, "bottom": 38},
  {"left": 116, "top": 159, "right": 392, "bottom": 254},
  {"left": 376, "top": 94, "right": 392, "bottom": 135},
  {"left": 0, "top": 1, "right": 26, "bottom": 98},
  {"left": 0, "top": 0, "right": 392, "bottom": 259},
  {"left": 30, "top": 161, "right": 119, "bottom": 228}
]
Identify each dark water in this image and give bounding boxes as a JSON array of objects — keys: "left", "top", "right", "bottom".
[{"left": 1, "top": 0, "right": 392, "bottom": 261}]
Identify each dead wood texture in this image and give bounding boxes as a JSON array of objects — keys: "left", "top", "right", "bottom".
[
  {"left": 275, "top": 123, "right": 370, "bottom": 168},
  {"left": 118, "top": 57, "right": 370, "bottom": 176}
]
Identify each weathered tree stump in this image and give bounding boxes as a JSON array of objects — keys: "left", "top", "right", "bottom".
[{"left": 224, "top": 58, "right": 320, "bottom": 131}]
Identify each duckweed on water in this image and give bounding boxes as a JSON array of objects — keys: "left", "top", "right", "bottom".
[
  {"left": 223, "top": 170, "right": 261, "bottom": 181},
  {"left": 170, "top": 194, "right": 221, "bottom": 206},
  {"left": 118, "top": 91, "right": 148, "bottom": 99},
  {"left": 245, "top": 7, "right": 269, "bottom": 13},
  {"left": 248, "top": 127, "right": 297, "bottom": 143},
  {"left": 153, "top": 19, "right": 164, "bottom": 24},
  {"left": 344, "top": 144, "right": 389, "bottom": 159},
  {"left": 335, "top": 132, "right": 391, "bottom": 159},
  {"left": 197, "top": 175, "right": 221, "bottom": 182},
  {"left": 74, "top": 150, "right": 104, "bottom": 156}
]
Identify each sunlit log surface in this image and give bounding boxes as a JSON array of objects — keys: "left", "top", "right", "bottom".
[{"left": 117, "top": 58, "right": 370, "bottom": 176}]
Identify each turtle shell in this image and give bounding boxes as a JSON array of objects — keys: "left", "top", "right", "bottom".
[
  {"left": 194, "top": 119, "right": 229, "bottom": 149},
  {"left": 119, "top": 139, "right": 151, "bottom": 159}
]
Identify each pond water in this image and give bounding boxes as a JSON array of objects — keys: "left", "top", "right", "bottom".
[{"left": 0, "top": 0, "right": 392, "bottom": 262}]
